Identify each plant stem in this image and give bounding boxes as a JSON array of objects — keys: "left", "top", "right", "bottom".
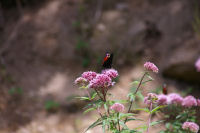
[
  {"left": 147, "top": 102, "right": 153, "bottom": 133},
  {"left": 97, "top": 106, "right": 103, "bottom": 118},
  {"left": 134, "top": 72, "right": 147, "bottom": 95},
  {"left": 94, "top": 88, "right": 104, "bottom": 101},
  {"left": 117, "top": 113, "right": 120, "bottom": 131},
  {"left": 125, "top": 72, "right": 147, "bottom": 123},
  {"left": 86, "top": 90, "right": 91, "bottom": 99}
]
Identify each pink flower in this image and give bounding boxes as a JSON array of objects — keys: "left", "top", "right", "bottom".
[
  {"left": 197, "top": 99, "right": 200, "bottom": 106},
  {"left": 110, "top": 103, "right": 125, "bottom": 112},
  {"left": 182, "top": 96, "right": 197, "bottom": 107},
  {"left": 144, "top": 62, "right": 159, "bottom": 73},
  {"left": 195, "top": 58, "right": 200, "bottom": 72},
  {"left": 88, "top": 74, "right": 113, "bottom": 89},
  {"left": 144, "top": 93, "right": 158, "bottom": 105},
  {"left": 182, "top": 122, "right": 199, "bottom": 133},
  {"left": 157, "top": 94, "right": 169, "bottom": 105},
  {"left": 82, "top": 71, "right": 97, "bottom": 81},
  {"left": 168, "top": 93, "right": 183, "bottom": 105},
  {"left": 102, "top": 69, "right": 119, "bottom": 79},
  {"left": 74, "top": 77, "right": 87, "bottom": 85}
]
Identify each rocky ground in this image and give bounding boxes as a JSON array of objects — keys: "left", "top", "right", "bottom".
[{"left": 0, "top": 0, "right": 200, "bottom": 132}]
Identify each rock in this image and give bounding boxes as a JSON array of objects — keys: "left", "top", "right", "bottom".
[{"left": 163, "top": 63, "right": 200, "bottom": 84}]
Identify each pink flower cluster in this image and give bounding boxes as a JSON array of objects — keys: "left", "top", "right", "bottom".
[
  {"left": 144, "top": 93, "right": 158, "bottom": 105},
  {"left": 157, "top": 94, "right": 169, "bottom": 105},
  {"left": 144, "top": 62, "right": 159, "bottom": 73},
  {"left": 75, "top": 69, "right": 119, "bottom": 89},
  {"left": 195, "top": 58, "right": 200, "bottom": 72},
  {"left": 82, "top": 71, "right": 97, "bottom": 81},
  {"left": 74, "top": 77, "right": 88, "bottom": 85},
  {"left": 110, "top": 103, "right": 125, "bottom": 112},
  {"left": 102, "top": 69, "right": 118, "bottom": 79},
  {"left": 89, "top": 74, "right": 113, "bottom": 89},
  {"left": 168, "top": 93, "right": 183, "bottom": 105},
  {"left": 156, "top": 93, "right": 200, "bottom": 108},
  {"left": 182, "top": 122, "right": 199, "bottom": 133},
  {"left": 182, "top": 96, "right": 197, "bottom": 107}
]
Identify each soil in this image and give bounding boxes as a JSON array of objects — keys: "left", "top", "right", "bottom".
[{"left": 0, "top": 0, "right": 200, "bottom": 133}]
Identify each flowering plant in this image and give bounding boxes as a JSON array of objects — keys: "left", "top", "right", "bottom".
[{"left": 75, "top": 62, "right": 199, "bottom": 133}]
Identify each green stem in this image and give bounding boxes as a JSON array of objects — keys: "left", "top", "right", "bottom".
[
  {"left": 94, "top": 88, "right": 104, "bottom": 101},
  {"left": 147, "top": 102, "right": 153, "bottom": 133},
  {"left": 125, "top": 72, "right": 147, "bottom": 123},
  {"left": 134, "top": 72, "right": 147, "bottom": 95},
  {"left": 86, "top": 90, "right": 91, "bottom": 99},
  {"left": 117, "top": 113, "right": 120, "bottom": 131}
]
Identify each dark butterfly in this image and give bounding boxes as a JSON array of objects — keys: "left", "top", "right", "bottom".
[
  {"left": 102, "top": 53, "right": 113, "bottom": 69},
  {"left": 162, "top": 84, "right": 167, "bottom": 95}
]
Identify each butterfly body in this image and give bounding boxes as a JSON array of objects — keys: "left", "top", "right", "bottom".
[{"left": 163, "top": 84, "right": 167, "bottom": 95}]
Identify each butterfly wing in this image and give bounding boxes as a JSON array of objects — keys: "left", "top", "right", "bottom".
[{"left": 102, "top": 53, "right": 113, "bottom": 69}]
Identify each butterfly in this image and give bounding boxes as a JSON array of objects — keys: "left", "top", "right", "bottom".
[
  {"left": 102, "top": 53, "right": 113, "bottom": 69},
  {"left": 162, "top": 84, "right": 167, "bottom": 95}
]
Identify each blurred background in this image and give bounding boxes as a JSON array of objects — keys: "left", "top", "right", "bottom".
[{"left": 0, "top": 0, "right": 200, "bottom": 133}]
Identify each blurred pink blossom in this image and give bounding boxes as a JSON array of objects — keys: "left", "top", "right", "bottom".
[
  {"left": 157, "top": 94, "right": 169, "bottom": 105},
  {"left": 182, "top": 122, "right": 199, "bottom": 133},
  {"left": 102, "top": 69, "right": 119, "bottom": 79},
  {"left": 74, "top": 77, "right": 87, "bottom": 85},
  {"left": 110, "top": 103, "right": 125, "bottom": 112},
  {"left": 88, "top": 74, "right": 113, "bottom": 89},
  {"left": 82, "top": 71, "right": 97, "bottom": 81},
  {"left": 168, "top": 93, "right": 183, "bottom": 105},
  {"left": 144, "top": 62, "right": 159, "bottom": 73},
  {"left": 182, "top": 95, "right": 197, "bottom": 107},
  {"left": 197, "top": 99, "right": 200, "bottom": 106},
  {"left": 195, "top": 58, "right": 200, "bottom": 72},
  {"left": 144, "top": 93, "right": 158, "bottom": 105}
]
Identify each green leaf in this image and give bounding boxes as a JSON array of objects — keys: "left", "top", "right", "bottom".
[
  {"left": 78, "top": 85, "right": 88, "bottom": 90},
  {"left": 104, "top": 103, "right": 108, "bottom": 112},
  {"left": 136, "top": 91, "right": 144, "bottom": 101},
  {"left": 102, "top": 120, "right": 106, "bottom": 133},
  {"left": 114, "top": 100, "right": 128, "bottom": 104},
  {"left": 91, "top": 92, "right": 97, "bottom": 100},
  {"left": 165, "top": 123, "right": 171, "bottom": 129},
  {"left": 142, "top": 79, "right": 153, "bottom": 85},
  {"left": 119, "top": 121, "right": 128, "bottom": 129},
  {"left": 151, "top": 105, "right": 166, "bottom": 114},
  {"left": 85, "top": 118, "right": 102, "bottom": 132},
  {"left": 83, "top": 107, "right": 96, "bottom": 114},
  {"left": 44, "top": 100, "right": 60, "bottom": 111},
  {"left": 175, "top": 114, "right": 182, "bottom": 120},
  {"left": 75, "top": 96, "right": 90, "bottom": 101},
  {"left": 121, "top": 129, "right": 139, "bottom": 133},
  {"left": 83, "top": 99, "right": 103, "bottom": 109},
  {"left": 146, "top": 74, "right": 154, "bottom": 81},
  {"left": 130, "top": 81, "right": 139, "bottom": 85},
  {"left": 130, "top": 87, "right": 137, "bottom": 93},
  {"left": 150, "top": 120, "right": 164, "bottom": 126},
  {"left": 127, "top": 93, "right": 135, "bottom": 102},
  {"left": 135, "top": 125, "right": 147, "bottom": 131},
  {"left": 134, "top": 108, "right": 150, "bottom": 113},
  {"left": 119, "top": 113, "right": 135, "bottom": 119},
  {"left": 125, "top": 118, "right": 143, "bottom": 122}
]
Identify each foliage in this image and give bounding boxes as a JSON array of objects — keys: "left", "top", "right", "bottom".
[
  {"left": 8, "top": 87, "right": 23, "bottom": 95},
  {"left": 160, "top": 106, "right": 197, "bottom": 133},
  {"left": 44, "top": 100, "right": 60, "bottom": 112},
  {"left": 74, "top": 62, "right": 199, "bottom": 133}
]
